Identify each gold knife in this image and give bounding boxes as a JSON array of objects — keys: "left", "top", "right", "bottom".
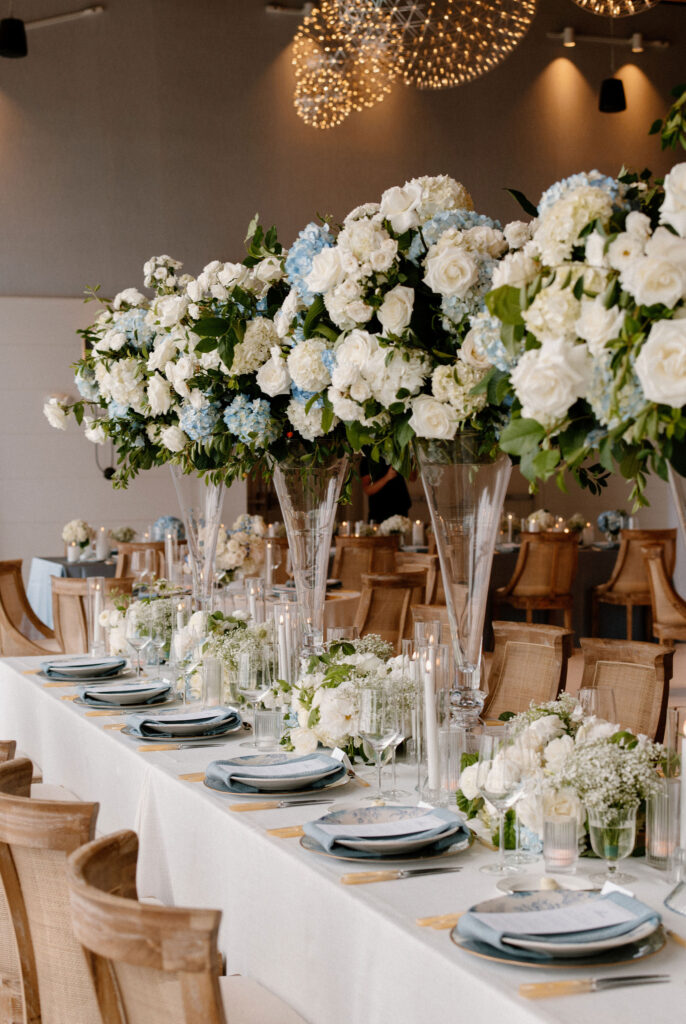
[
  {"left": 341, "top": 866, "right": 463, "bottom": 885},
  {"left": 519, "top": 975, "right": 669, "bottom": 1000}
]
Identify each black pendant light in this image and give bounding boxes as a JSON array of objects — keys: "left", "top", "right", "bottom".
[
  {"left": 0, "top": 15, "right": 27, "bottom": 57},
  {"left": 599, "top": 76, "right": 626, "bottom": 112}
]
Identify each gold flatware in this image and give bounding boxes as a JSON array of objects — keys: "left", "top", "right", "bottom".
[
  {"left": 416, "top": 913, "right": 462, "bottom": 929},
  {"left": 178, "top": 772, "right": 205, "bottom": 782},
  {"left": 232, "top": 797, "right": 332, "bottom": 813},
  {"left": 42, "top": 680, "right": 73, "bottom": 687},
  {"left": 347, "top": 769, "right": 370, "bottom": 788},
  {"left": 267, "top": 825, "right": 306, "bottom": 838},
  {"left": 60, "top": 695, "right": 77, "bottom": 701},
  {"left": 519, "top": 975, "right": 669, "bottom": 1000},
  {"left": 667, "top": 929, "right": 686, "bottom": 948},
  {"left": 341, "top": 866, "right": 464, "bottom": 885},
  {"left": 103, "top": 724, "right": 125, "bottom": 731},
  {"left": 85, "top": 709, "right": 126, "bottom": 717}
]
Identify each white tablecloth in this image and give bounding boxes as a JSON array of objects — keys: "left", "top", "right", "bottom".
[{"left": 0, "top": 656, "right": 683, "bottom": 1024}]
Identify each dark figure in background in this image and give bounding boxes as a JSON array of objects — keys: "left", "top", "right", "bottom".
[{"left": 360, "top": 455, "right": 412, "bottom": 523}]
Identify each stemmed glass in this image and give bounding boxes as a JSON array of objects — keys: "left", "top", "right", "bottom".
[
  {"left": 578, "top": 686, "right": 617, "bottom": 722},
  {"left": 236, "top": 645, "right": 276, "bottom": 748},
  {"left": 475, "top": 731, "right": 525, "bottom": 874},
  {"left": 358, "top": 686, "right": 399, "bottom": 799},
  {"left": 125, "top": 606, "right": 150, "bottom": 677},
  {"left": 587, "top": 805, "right": 637, "bottom": 884},
  {"left": 148, "top": 603, "right": 168, "bottom": 680},
  {"left": 382, "top": 679, "right": 416, "bottom": 801}
]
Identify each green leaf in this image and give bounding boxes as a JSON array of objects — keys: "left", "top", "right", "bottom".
[
  {"left": 504, "top": 187, "right": 538, "bottom": 218},
  {"left": 485, "top": 285, "right": 524, "bottom": 326},
  {"left": 395, "top": 417, "right": 415, "bottom": 450},
  {"left": 499, "top": 417, "right": 545, "bottom": 456},
  {"left": 532, "top": 448, "right": 560, "bottom": 477},
  {"left": 193, "top": 317, "right": 230, "bottom": 338},
  {"left": 194, "top": 337, "right": 219, "bottom": 354},
  {"left": 303, "top": 295, "right": 325, "bottom": 339}
]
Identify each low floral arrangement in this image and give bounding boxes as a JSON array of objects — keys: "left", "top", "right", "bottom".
[
  {"left": 173, "top": 609, "right": 275, "bottom": 703},
  {"left": 565, "top": 512, "right": 586, "bottom": 533},
  {"left": 377, "top": 514, "right": 411, "bottom": 536},
  {"left": 263, "top": 635, "right": 404, "bottom": 759},
  {"left": 62, "top": 519, "right": 93, "bottom": 549},
  {"left": 457, "top": 694, "right": 664, "bottom": 850},
  {"left": 102, "top": 581, "right": 182, "bottom": 657},
  {"left": 597, "top": 509, "right": 627, "bottom": 539},
  {"left": 215, "top": 514, "right": 266, "bottom": 583},
  {"left": 527, "top": 508, "right": 554, "bottom": 531},
  {"left": 109, "top": 526, "right": 137, "bottom": 543}
]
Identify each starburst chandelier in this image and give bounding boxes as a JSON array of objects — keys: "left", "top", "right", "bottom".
[{"left": 570, "top": 0, "right": 658, "bottom": 15}]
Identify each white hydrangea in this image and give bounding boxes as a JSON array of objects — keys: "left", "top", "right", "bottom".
[
  {"left": 522, "top": 281, "right": 581, "bottom": 343},
  {"left": 431, "top": 362, "right": 487, "bottom": 420},
  {"left": 286, "top": 398, "right": 331, "bottom": 441},
  {"left": 533, "top": 185, "right": 614, "bottom": 266},
  {"left": 365, "top": 346, "right": 428, "bottom": 408},
  {"left": 231, "top": 317, "right": 279, "bottom": 375},
  {"left": 324, "top": 278, "right": 373, "bottom": 330},
  {"left": 43, "top": 397, "right": 68, "bottom": 430},
  {"left": 287, "top": 338, "right": 332, "bottom": 392}
]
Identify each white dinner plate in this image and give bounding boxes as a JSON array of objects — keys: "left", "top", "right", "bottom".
[
  {"left": 505, "top": 919, "right": 659, "bottom": 958},
  {"left": 339, "top": 821, "right": 462, "bottom": 854},
  {"left": 315, "top": 805, "right": 463, "bottom": 855},
  {"left": 221, "top": 753, "right": 341, "bottom": 791},
  {"left": 42, "top": 656, "right": 127, "bottom": 678},
  {"left": 496, "top": 874, "right": 600, "bottom": 895},
  {"left": 83, "top": 682, "right": 171, "bottom": 705},
  {"left": 141, "top": 708, "right": 239, "bottom": 737}
]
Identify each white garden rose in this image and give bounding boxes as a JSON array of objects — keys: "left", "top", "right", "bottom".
[
  {"left": 541, "top": 787, "right": 585, "bottom": 828},
  {"left": 160, "top": 425, "right": 188, "bottom": 452},
  {"left": 338, "top": 218, "right": 397, "bottom": 269},
  {"left": 379, "top": 181, "right": 422, "bottom": 233},
  {"left": 274, "top": 288, "right": 305, "bottom": 338},
  {"left": 543, "top": 734, "right": 575, "bottom": 772},
  {"left": 324, "top": 279, "right": 373, "bottom": 330},
  {"left": 328, "top": 388, "right": 366, "bottom": 424},
  {"left": 113, "top": 287, "right": 145, "bottom": 309},
  {"left": 152, "top": 294, "right": 189, "bottom": 328},
  {"left": 584, "top": 231, "right": 609, "bottom": 268},
  {"left": 305, "top": 246, "right": 348, "bottom": 294},
  {"left": 332, "top": 329, "right": 379, "bottom": 388},
  {"left": 84, "top": 417, "right": 107, "bottom": 444},
  {"left": 625, "top": 210, "right": 651, "bottom": 241},
  {"left": 462, "top": 225, "right": 507, "bottom": 258},
  {"left": 287, "top": 338, "right": 331, "bottom": 392},
  {"left": 510, "top": 338, "right": 590, "bottom": 428},
  {"left": 256, "top": 347, "right": 291, "bottom": 397},
  {"left": 635, "top": 319, "right": 686, "bottom": 407},
  {"left": 217, "top": 262, "right": 249, "bottom": 288},
  {"left": 408, "top": 394, "right": 458, "bottom": 439},
  {"left": 491, "top": 250, "right": 538, "bottom": 289},
  {"left": 458, "top": 762, "right": 481, "bottom": 801},
  {"left": 528, "top": 715, "right": 565, "bottom": 747},
  {"left": 147, "top": 373, "right": 173, "bottom": 415},
  {"left": 166, "top": 356, "right": 195, "bottom": 399},
  {"left": 574, "top": 717, "right": 619, "bottom": 745},
  {"left": 486, "top": 755, "right": 521, "bottom": 794},
  {"left": 504, "top": 739, "right": 541, "bottom": 775},
  {"left": 253, "top": 255, "right": 284, "bottom": 285},
  {"left": 661, "top": 162, "right": 686, "bottom": 237},
  {"left": 43, "top": 398, "right": 68, "bottom": 430},
  {"left": 645, "top": 225, "right": 686, "bottom": 268},
  {"left": 575, "top": 297, "right": 625, "bottom": 355},
  {"left": 290, "top": 727, "right": 320, "bottom": 756},
  {"left": 147, "top": 335, "right": 178, "bottom": 372},
  {"left": 366, "top": 347, "right": 427, "bottom": 408},
  {"left": 621, "top": 255, "right": 686, "bottom": 308},
  {"left": 460, "top": 329, "right": 493, "bottom": 370},
  {"left": 424, "top": 234, "right": 479, "bottom": 299},
  {"left": 503, "top": 220, "right": 533, "bottom": 250},
  {"left": 607, "top": 232, "right": 645, "bottom": 272},
  {"left": 377, "top": 284, "right": 414, "bottom": 336}
]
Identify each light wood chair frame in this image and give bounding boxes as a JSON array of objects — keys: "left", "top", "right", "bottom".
[
  {"left": 394, "top": 552, "right": 440, "bottom": 604},
  {"left": 482, "top": 621, "right": 574, "bottom": 718},
  {"left": 68, "top": 829, "right": 224, "bottom": 1024},
  {"left": 331, "top": 535, "right": 400, "bottom": 589},
  {"left": 354, "top": 569, "right": 426, "bottom": 653},
  {"left": 591, "top": 528, "right": 677, "bottom": 640},
  {"left": 410, "top": 604, "right": 452, "bottom": 640},
  {"left": 51, "top": 576, "right": 135, "bottom": 653},
  {"left": 578, "top": 636, "right": 673, "bottom": 742},
  {"left": 0, "top": 560, "right": 58, "bottom": 656},
  {"left": 493, "top": 532, "right": 579, "bottom": 631},
  {"left": 642, "top": 542, "right": 686, "bottom": 647},
  {"left": 114, "top": 542, "right": 165, "bottom": 579}
]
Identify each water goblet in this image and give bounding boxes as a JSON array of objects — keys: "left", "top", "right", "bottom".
[
  {"left": 578, "top": 686, "right": 617, "bottom": 723},
  {"left": 125, "top": 607, "right": 151, "bottom": 678},
  {"left": 587, "top": 805, "right": 637, "bottom": 884},
  {"left": 475, "top": 731, "right": 524, "bottom": 874},
  {"left": 148, "top": 603, "right": 168, "bottom": 679},
  {"left": 358, "top": 686, "right": 399, "bottom": 799}
]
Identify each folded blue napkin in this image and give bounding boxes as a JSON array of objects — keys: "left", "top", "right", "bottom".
[
  {"left": 41, "top": 657, "right": 126, "bottom": 680},
  {"left": 206, "top": 755, "right": 346, "bottom": 794},
  {"left": 77, "top": 683, "right": 171, "bottom": 708},
  {"left": 457, "top": 891, "right": 660, "bottom": 961},
  {"left": 304, "top": 826, "right": 469, "bottom": 861},
  {"left": 304, "top": 806, "right": 463, "bottom": 854},
  {"left": 125, "top": 706, "right": 241, "bottom": 739}
]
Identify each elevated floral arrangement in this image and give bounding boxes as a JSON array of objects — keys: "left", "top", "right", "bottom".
[
  {"left": 485, "top": 161, "right": 686, "bottom": 505},
  {"left": 457, "top": 694, "right": 664, "bottom": 850},
  {"left": 213, "top": 513, "right": 266, "bottom": 583}
]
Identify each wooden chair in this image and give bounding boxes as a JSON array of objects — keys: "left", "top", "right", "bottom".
[
  {"left": 331, "top": 536, "right": 399, "bottom": 591},
  {"left": 493, "top": 532, "right": 579, "bottom": 631},
  {"left": 578, "top": 637, "right": 673, "bottom": 741},
  {"left": 354, "top": 570, "right": 426, "bottom": 653},
  {"left": 115, "top": 542, "right": 165, "bottom": 580},
  {"left": 67, "top": 829, "right": 306, "bottom": 1024},
  {"left": 642, "top": 543, "right": 686, "bottom": 647},
  {"left": 0, "top": 756, "right": 107, "bottom": 1024},
  {"left": 482, "top": 622, "right": 574, "bottom": 719},
  {"left": 410, "top": 604, "right": 452, "bottom": 641},
  {"left": 51, "top": 577, "right": 135, "bottom": 654},
  {"left": 0, "top": 560, "right": 60, "bottom": 657},
  {"left": 591, "top": 529, "right": 677, "bottom": 639},
  {"left": 394, "top": 552, "right": 440, "bottom": 604}
]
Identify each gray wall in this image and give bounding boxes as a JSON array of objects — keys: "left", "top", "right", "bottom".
[{"left": 0, "top": 0, "right": 684, "bottom": 297}]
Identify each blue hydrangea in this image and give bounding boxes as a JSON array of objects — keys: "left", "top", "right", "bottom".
[
  {"left": 597, "top": 509, "right": 626, "bottom": 537},
  {"left": 440, "top": 255, "right": 496, "bottom": 328},
  {"left": 291, "top": 384, "right": 323, "bottom": 409},
  {"left": 285, "top": 222, "right": 334, "bottom": 303},
  {"left": 107, "top": 399, "right": 130, "bottom": 419},
  {"left": 152, "top": 516, "right": 185, "bottom": 541},
  {"left": 468, "top": 311, "right": 516, "bottom": 372},
  {"left": 585, "top": 350, "right": 646, "bottom": 431},
  {"left": 112, "top": 308, "right": 156, "bottom": 350},
  {"left": 179, "top": 402, "right": 221, "bottom": 441},
  {"left": 223, "top": 394, "right": 276, "bottom": 447},
  {"left": 256, "top": 296, "right": 269, "bottom": 314},
  {"left": 408, "top": 210, "right": 502, "bottom": 262},
  {"left": 75, "top": 368, "right": 99, "bottom": 401},
  {"left": 321, "top": 349, "right": 336, "bottom": 375},
  {"left": 538, "top": 172, "right": 620, "bottom": 215}
]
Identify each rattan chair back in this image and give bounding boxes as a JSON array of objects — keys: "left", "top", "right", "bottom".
[
  {"left": 482, "top": 622, "right": 574, "bottom": 719},
  {"left": 331, "top": 536, "right": 399, "bottom": 592}
]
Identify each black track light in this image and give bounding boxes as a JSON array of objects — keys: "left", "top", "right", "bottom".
[
  {"left": 599, "top": 76, "right": 626, "bottom": 113},
  {"left": 0, "top": 16, "right": 27, "bottom": 58}
]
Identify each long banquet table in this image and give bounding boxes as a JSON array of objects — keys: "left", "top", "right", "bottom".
[{"left": 1, "top": 656, "right": 683, "bottom": 1024}]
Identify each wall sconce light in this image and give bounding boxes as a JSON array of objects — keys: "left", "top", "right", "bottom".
[
  {"left": 548, "top": 26, "right": 668, "bottom": 50},
  {"left": 631, "top": 32, "right": 644, "bottom": 53},
  {"left": 562, "top": 26, "right": 576, "bottom": 47},
  {"left": 599, "top": 76, "right": 626, "bottom": 112},
  {"left": 0, "top": 17, "right": 27, "bottom": 58}
]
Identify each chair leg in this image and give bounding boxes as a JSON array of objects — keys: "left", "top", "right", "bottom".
[
  {"left": 591, "top": 592, "right": 599, "bottom": 637},
  {"left": 563, "top": 606, "right": 573, "bottom": 632},
  {"left": 626, "top": 603, "right": 633, "bottom": 641},
  {"left": 526, "top": 608, "right": 533, "bottom": 624}
]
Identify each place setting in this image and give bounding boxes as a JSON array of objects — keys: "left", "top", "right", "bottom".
[
  {"left": 38, "top": 655, "right": 132, "bottom": 683},
  {"left": 204, "top": 751, "right": 351, "bottom": 798},
  {"left": 121, "top": 705, "right": 243, "bottom": 746}
]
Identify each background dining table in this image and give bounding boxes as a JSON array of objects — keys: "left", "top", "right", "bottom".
[{"left": 26, "top": 555, "right": 117, "bottom": 629}]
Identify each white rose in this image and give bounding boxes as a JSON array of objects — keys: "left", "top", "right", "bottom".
[
  {"left": 575, "top": 297, "right": 625, "bottom": 355},
  {"left": 607, "top": 232, "right": 645, "bottom": 272},
  {"left": 408, "top": 395, "right": 458, "bottom": 439},
  {"left": 160, "top": 425, "right": 187, "bottom": 452},
  {"left": 113, "top": 287, "right": 145, "bottom": 309},
  {"left": 621, "top": 256, "right": 686, "bottom": 308},
  {"left": 379, "top": 181, "right": 422, "bottom": 233},
  {"left": 661, "top": 163, "right": 686, "bottom": 237},
  {"left": 528, "top": 715, "right": 565, "bottom": 747},
  {"left": 505, "top": 739, "right": 541, "bottom": 775},
  {"left": 541, "top": 786, "right": 585, "bottom": 827},
  {"left": 462, "top": 225, "right": 507, "bottom": 258},
  {"left": 491, "top": 250, "right": 538, "bottom": 289},
  {"left": 543, "top": 734, "right": 575, "bottom": 772},
  {"left": 485, "top": 755, "right": 521, "bottom": 794},
  {"left": 332, "top": 329, "right": 379, "bottom": 388},
  {"left": 254, "top": 256, "right": 284, "bottom": 285},
  {"left": 147, "top": 373, "right": 173, "bottom": 415},
  {"left": 154, "top": 295, "right": 189, "bottom": 328},
  {"left": 510, "top": 338, "right": 590, "bottom": 428},
  {"left": 305, "top": 247, "right": 347, "bottom": 294},
  {"left": 147, "top": 335, "right": 178, "bottom": 372},
  {"left": 84, "top": 418, "right": 107, "bottom": 444},
  {"left": 290, "top": 727, "right": 319, "bottom": 756},
  {"left": 460, "top": 329, "right": 493, "bottom": 370},
  {"left": 424, "top": 243, "right": 478, "bottom": 299},
  {"left": 645, "top": 225, "right": 686, "bottom": 268},
  {"left": 217, "top": 262, "right": 249, "bottom": 288},
  {"left": 274, "top": 289, "right": 305, "bottom": 338},
  {"left": 458, "top": 762, "right": 481, "bottom": 801},
  {"left": 504, "top": 220, "right": 533, "bottom": 250},
  {"left": 377, "top": 285, "right": 414, "bottom": 336},
  {"left": 575, "top": 717, "right": 619, "bottom": 745},
  {"left": 635, "top": 318, "right": 686, "bottom": 406},
  {"left": 43, "top": 398, "right": 68, "bottom": 430},
  {"left": 287, "top": 338, "right": 331, "bottom": 392},
  {"left": 625, "top": 210, "right": 652, "bottom": 241},
  {"left": 584, "top": 231, "right": 609, "bottom": 268},
  {"left": 257, "top": 347, "right": 291, "bottom": 397}
]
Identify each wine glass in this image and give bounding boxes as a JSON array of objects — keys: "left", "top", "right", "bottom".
[
  {"left": 578, "top": 686, "right": 617, "bottom": 723},
  {"left": 236, "top": 645, "right": 276, "bottom": 748},
  {"left": 475, "top": 731, "right": 525, "bottom": 874},
  {"left": 358, "top": 686, "right": 399, "bottom": 798},
  {"left": 148, "top": 603, "right": 168, "bottom": 679},
  {"left": 587, "top": 805, "right": 637, "bottom": 884},
  {"left": 382, "top": 677, "right": 416, "bottom": 801},
  {"left": 125, "top": 606, "right": 150, "bottom": 677}
]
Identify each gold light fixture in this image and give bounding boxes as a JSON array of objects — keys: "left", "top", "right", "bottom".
[
  {"left": 393, "top": 0, "right": 537, "bottom": 90},
  {"left": 292, "top": 0, "right": 400, "bottom": 123},
  {"left": 570, "top": 0, "right": 659, "bottom": 17},
  {"left": 293, "top": 65, "right": 353, "bottom": 128}
]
